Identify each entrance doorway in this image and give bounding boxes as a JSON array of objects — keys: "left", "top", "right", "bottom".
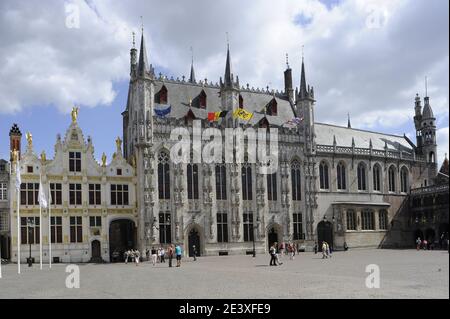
[
  {"left": 109, "top": 219, "right": 136, "bottom": 262},
  {"left": 268, "top": 227, "right": 278, "bottom": 250},
  {"left": 188, "top": 229, "right": 200, "bottom": 257},
  {"left": 317, "top": 221, "right": 333, "bottom": 251},
  {"left": 90, "top": 240, "right": 102, "bottom": 262}
]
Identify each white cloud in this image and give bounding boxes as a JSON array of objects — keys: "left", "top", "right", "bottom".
[{"left": 0, "top": 0, "right": 448, "bottom": 138}]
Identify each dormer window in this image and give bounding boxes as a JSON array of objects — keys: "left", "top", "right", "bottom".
[
  {"left": 27, "top": 166, "right": 33, "bottom": 173},
  {"left": 117, "top": 168, "right": 122, "bottom": 176},
  {"left": 69, "top": 152, "right": 81, "bottom": 172},
  {"left": 239, "top": 94, "right": 244, "bottom": 108},
  {"left": 266, "top": 98, "right": 277, "bottom": 116},
  {"left": 199, "top": 90, "right": 207, "bottom": 109},
  {"left": 184, "top": 109, "right": 196, "bottom": 125},
  {"left": 155, "top": 85, "right": 168, "bottom": 104}
]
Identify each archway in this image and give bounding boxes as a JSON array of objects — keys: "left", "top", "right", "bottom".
[
  {"left": 90, "top": 240, "right": 102, "bottom": 262},
  {"left": 188, "top": 229, "right": 201, "bottom": 257},
  {"left": 109, "top": 219, "right": 136, "bottom": 262},
  {"left": 267, "top": 227, "right": 279, "bottom": 251},
  {"left": 425, "top": 228, "right": 436, "bottom": 242},
  {"left": 317, "top": 221, "right": 333, "bottom": 251}
]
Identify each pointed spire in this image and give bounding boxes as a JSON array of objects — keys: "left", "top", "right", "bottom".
[
  {"left": 299, "top": 49, "right": 307, "bottom": 99},
  {"left": 347, "top": 113, "right": 351, "bottom": 128},
  {"left": 224, "top": 41, "right": 233, "bottom": 87},
  {"left": 189, "top": 47, "right": 196, "bottom": 83},
  {"left": 137, "top": 30, "right": 149, "bottom": 77}
]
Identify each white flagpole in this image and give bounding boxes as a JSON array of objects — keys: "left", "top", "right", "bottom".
[
  {"left": 39, "top": 175, "right": 43, "bottom": 270},
  {"left": 17, "top": 187, "right": 20, "bottom": 274},
  {"left": 48, "top": 184, "right": 51, "bottom": 269}
]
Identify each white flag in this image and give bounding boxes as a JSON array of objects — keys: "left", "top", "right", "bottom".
[
  {"left": 38, "top": 182, "right": 48, "bottom": 209},
  {"left": 15, "top": 161, "right": 21, "bottom": 191}
]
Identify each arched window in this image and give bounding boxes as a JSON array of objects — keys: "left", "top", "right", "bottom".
[
  {"left": 199, "top": 90, "right": 207, "bottom": 108},
  {"left": 187, "top": 163, "right": 199, "bottom": 200},
  {"left": 267, "top": 173, "right": 277, "bottom": 201},
  {"left": 429, "top": 152, "right": 435, "bottom": 163},
  {"left": 155, "top": 85, "right": 168, "bottom": 104},
  {"left": 388, "top": 166, "right": 396, "bottom": 192},
  {"left": 239, "top": 94, "right": 244, "bottom": 108},
  {"left": 291, "top": 160, "right": 301, "bottom": 201},
  {"left": 400, "top": 167, "right": 409, "bottom": 193},
  {"left": 215, "top": 164, "right": 227, "bottom": 200},
  {"left": 158, "top": 152, "right": 170, "bottom": 199},
  {"left": 373, "top": 164, "right": 381, "bottom": 192},
  {"left": 241, "top": 164, "right": 253, "bottom": 201},
  {"left": 319, "top": 161, "right": 329, "bottom": 190},
  {"left": 357, "top": 162, "right": 367, "bottom": 191},
  {"left": 337, "top": 162, "right": 346, "bottom": 190}
]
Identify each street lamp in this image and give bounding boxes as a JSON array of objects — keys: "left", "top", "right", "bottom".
[
  {"left": 27, "top": 217, "right": 34, "bottom": 267},
  {"left": 252, "top": 216, "right": 261, "bottom": 258}
]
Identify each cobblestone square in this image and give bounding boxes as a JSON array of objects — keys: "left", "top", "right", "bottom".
[{"left": 0, "top": 249, "right": 448, "bottom": 299}]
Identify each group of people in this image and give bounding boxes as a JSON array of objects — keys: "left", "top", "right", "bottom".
[
  {"left": 319, "top": 241, "right": 332, "bottom": 259},
  {"left": 124, "top": 244, "right": 183, "bottom": 267},
  {"left": 416, "top": 233, "right": 449, "bottom": 251}
]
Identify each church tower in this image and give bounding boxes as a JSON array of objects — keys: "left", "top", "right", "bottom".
[{"left": 122, "top": 29, "right": 156, "bottom": 252}]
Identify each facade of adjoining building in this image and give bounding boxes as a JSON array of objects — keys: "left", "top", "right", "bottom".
[
  {"left": 9, "top": 114, "right": 137, "bottom": 263},
  {"left": 0, "top": 158, "right": 10, "bottom": 260},
  {"left": 121, "top": 32, "right": 440, "bottom": 257}
]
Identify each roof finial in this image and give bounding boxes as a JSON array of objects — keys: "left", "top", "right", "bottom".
[
  {"left": 425, "top": 76, "right": 428, "bottom": 97},
  {"left": 302, "top": 44, "right": 304, "bottom": 62},
  {"left": 226, "top": 32, "right": 229, "bottom": 49},
  {"left": 140, "top": 16, "right": 144, "bottom": 33},
  {"left": 347, "top": 113, "right": 351, "bottom": 128},
  {"left": 132, "top": 31, "right": 136, "bottom": 48},
  {"left": 286, "top": 53, "right": 289, "bottom": 69},
  {"left": 190, "top": 46, "right": 194, "bottom": 65}
]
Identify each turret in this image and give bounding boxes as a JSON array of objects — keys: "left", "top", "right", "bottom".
[
  {"left": 9, "top": 123, "right": 22, "bottom": 161},
  {"left": 284, "top": 54, "right": 294, "bottom": 102},
  {"left": 220, "top": 43, "right": 240, "bottom": 112}
]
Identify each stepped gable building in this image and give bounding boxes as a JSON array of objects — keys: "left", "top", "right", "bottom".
[
  {"left": 121, "top": 31, "right": 439, "bottom": 256},
  {"left": 9, "top": 111, "right": 136, "bottom": 263}
]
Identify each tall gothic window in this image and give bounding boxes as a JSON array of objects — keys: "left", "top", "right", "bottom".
[
  {"left": 215, "top": 164, "right": 227, "bottom": 200},
  {"left": 319, "top": 161, "right": 329, "bottom": 190},
  {"left": 346, "top": 210, "right": 357, "bottom": 230},
  {"left": 400, "top": 167, "right": 409, "bottom": 193},
  {"left": 378, "top": 210, "right": 388, "bottom": 230},
  {"left": 388, "top": 166, "right": 396, "bottom": 192},
  {"left": 337, "top": 162, "right": 346, "bottom": 190},
  {"left": 241, "top": 164, "right": 253, "bottom": 201},
  {"left": 293, "top": 213, "right": 303, "bottom": 240},
  {"left": 158, "top": 152, "right": 170, "bottom": 199},
  {"left": 217, "top": 212, "right": 228, "bottom": 243},
  {"left": 291, "top": 161, "right": 301, "bottom": 201},
  {"left": 187, "top": 163, "right": 199, "bottom": 200},
  {"left": 159, "top": 212, "right": 171, "bottom": 244},
  {"left": 243, "top": 212, "right": 254, "bottom": 242},
  {"left": 357, "top": 162, "right": 367, "bottom": 191},
  {"left": 267, "top": 173, "right": 277, "bottom": 201},
  {"left": 373, "top": 164, "right": 381, "bottom": 192}
]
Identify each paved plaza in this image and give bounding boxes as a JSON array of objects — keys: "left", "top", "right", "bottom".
[{"left": 0, "top": 249, "right": 448, "bottom": 299}]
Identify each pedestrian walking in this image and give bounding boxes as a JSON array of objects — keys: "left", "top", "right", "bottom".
[
  {"left": 321, "top": 241, "right": 328, "bottom": 259},
  {"left": 344, "top": 242, "right": 349, "bottom": 251},
  {"left": 175, "top": 244, "right": 182, "bottom": 267},
  {"left": 160, "top": 246, "right": 166, "bottom": 263},
  {"left": 134, "top": 250, "right": 140, "bottom": 266},
  {"left": 146, "top": 248, "right": 150, "bottom": 261},
  {"left": 269, "top": 244, "right": 277, "bottom": 266},
  {"left": 416, "top": 237, "right": 422, "bottom": 250},
  {"left": 192, "top": 245, "right": 197, "bottom": 261},
  {"left": 168, "top": 244, "right": 174, "bottom": 267},
  {"left": 124, "top": 250, "right": 130, "bottom": 264},
  {"left": 151, "top": 246, "right": 158, "bottom": 266},
  {"left": 288, "top": 243, "right": 294, "bottom": 260},
  {"left": 314, "top": 242, "right": 318, "bottom": 254},
  {"left": 279, "top": 242, "right": 285, "bottom": 260}
]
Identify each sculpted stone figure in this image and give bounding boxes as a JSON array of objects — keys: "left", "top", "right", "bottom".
[{"left": 71, "top": 106, "right": 79, "bottom": 123}]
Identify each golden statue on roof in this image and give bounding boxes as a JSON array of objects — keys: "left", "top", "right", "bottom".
[
  {"left": 41, "top": 151, "right": 46, "bottom": 162},
  {"left": 116, "top": 136, "right": 122, "bottom": 151},
  {"left": 71, "top": 106, "right": 79, "bottom": 123},
  {"left": 25, "top": 132, "right": 33, "bottom": 148},
  {"left": 101, "top": 152, "right": 107, "bottom": 167}
]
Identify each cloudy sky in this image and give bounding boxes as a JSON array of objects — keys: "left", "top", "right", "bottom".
[{"left": 0, "top": 0, "right": 448, "bottom": 166}]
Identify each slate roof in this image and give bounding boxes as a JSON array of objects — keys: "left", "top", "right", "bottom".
[
  {"left": 152, "top": 80, "right": 295, "bottom": 127},
  {"left": 314, "top": 123, "right": 414, "bottom": 152}
]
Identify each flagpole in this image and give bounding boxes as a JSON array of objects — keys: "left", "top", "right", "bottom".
[
  {"left": 39, "top": 175, "right": 43, "bottom": 270},
  {"left": 48, "top": 184, "right": 51, "bottom": 269},
  {"left": 17, "top": 185, "right": 20, "bottom": 274}
]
